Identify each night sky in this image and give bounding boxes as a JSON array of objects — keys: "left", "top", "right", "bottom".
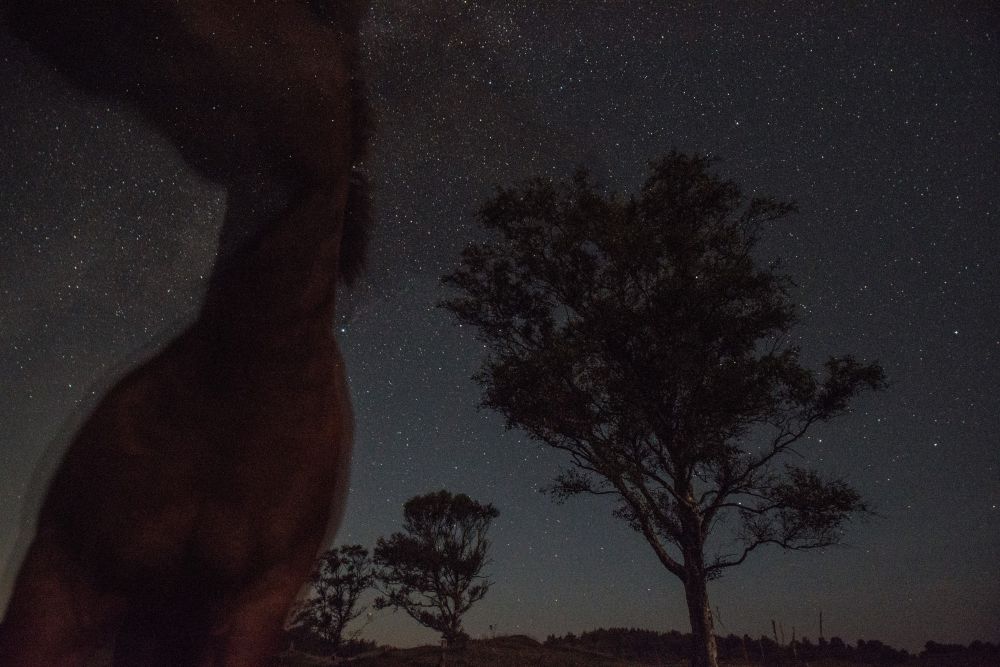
[{"left": 1, "top": 0, "right": 998, "bottom": 654}]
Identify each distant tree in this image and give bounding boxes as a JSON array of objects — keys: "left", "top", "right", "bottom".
[
  {"left": 373, "top": 490, "right": 498, "bottom": 648},
  {"left": 920, "top": 639, "right": 999, "bottom": 661},
  {"left": 856, "top": 638, "right": 910, "bottom": 665},
  {"left": 441, "top": 152, "right": 885, "bottom": 667},
  {"left": 288, "top": 544, "right": 374, "bottom": 655},
  {"left": 828, "top": 636, "right": 849, "bottom": 660}
]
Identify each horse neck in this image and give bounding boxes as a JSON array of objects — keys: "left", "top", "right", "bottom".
[{"left": 198, "top": 178, "right": 347, "bottom": 353}]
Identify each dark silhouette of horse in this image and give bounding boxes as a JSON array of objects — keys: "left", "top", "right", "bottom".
[{"left": 0, "top": 1, "right": 370, "bottom": 664}]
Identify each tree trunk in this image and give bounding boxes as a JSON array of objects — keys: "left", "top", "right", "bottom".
[{"left": 684, "top": 573, "right": 719, "bottom": 667}]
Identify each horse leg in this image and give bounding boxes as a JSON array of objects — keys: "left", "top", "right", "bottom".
[{"left": 0, "top": 528, "right": 125, "bottom": 666}]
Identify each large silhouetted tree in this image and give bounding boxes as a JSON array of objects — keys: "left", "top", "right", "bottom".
[
  {"left": 373, "top": 490, "right": 498, "bottom": 649},
  {"left": 289, "top": 544, "right": 374, "bottom": 655},
  {"left": 441, "top": 152, "right": 885, "bottom": 667}
]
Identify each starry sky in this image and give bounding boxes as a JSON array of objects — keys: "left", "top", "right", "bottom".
[{"left": 1, "top": 0, "right": 998, "bottom": 654}]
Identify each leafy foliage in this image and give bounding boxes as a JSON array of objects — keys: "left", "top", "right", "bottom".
[
  {"left": 374, "top": 490, "right": 499, "bottom": 646},
  {"left": 442, "top": 152, "right": 885, "bottom": 667},
  {"left": 289, "top": 545, "right": 374, "bottom": 653}
]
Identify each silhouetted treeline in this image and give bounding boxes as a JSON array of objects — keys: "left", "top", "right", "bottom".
[
  {"left": 545, "top": 627, "right": 690, "bottom": 662},
  {"left": 919, "top": 640, "right": 1000, "bottom": 667},
  {"left": 545, "top": 628, "right": 999, "bottom": 665},
  {"left": 796, "top": 636, "right": 909, "bottom": 664},
  {"left": 281, "top": 627, "right": 377, "bottom": 659}
]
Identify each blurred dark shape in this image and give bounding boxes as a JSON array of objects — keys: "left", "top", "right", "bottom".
[
  {"left": 0, "top": 1, "right": 371, "bottom": 664},
  {"left": 4, "top": 0, "right": 371, "bottom": 284}
]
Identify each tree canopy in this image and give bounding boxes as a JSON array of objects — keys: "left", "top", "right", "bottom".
[
  {"left": 374, "top": 490, "right": 499, "bottom": 647},
  {"left": 289, "top": 544, "right": 374, "bottom": 653},
  {"left": 441, "top": 152, "right": 885, "bottom": 667}
]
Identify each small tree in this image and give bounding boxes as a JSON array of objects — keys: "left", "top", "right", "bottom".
[
  {"left": 373, "top": 490, "right": 498, "bottom": 648},
  {"left": 441, "top": 152, "right": 885, "bottom": 667},
  {"left": 289, "top": 544, "right": 374, "bottom": 655}
]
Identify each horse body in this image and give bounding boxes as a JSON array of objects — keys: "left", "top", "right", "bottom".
[{"left": 0, "top": 1, "right": 368, "bottom": 664}]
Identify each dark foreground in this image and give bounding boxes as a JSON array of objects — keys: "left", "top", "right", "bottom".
[
  {"left": 268, "top": 635, "right": 999, "bottom": 667},
  {"left": 78, "top": 631, "right": 1000, "bottom": 667}
]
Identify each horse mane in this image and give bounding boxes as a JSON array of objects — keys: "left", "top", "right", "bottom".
[
  {"left": 307, "top": 0, "right": 372, "bottom": 287},
  {"left": 340, "top": 76, "right": 372, "bottom": 287}
]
